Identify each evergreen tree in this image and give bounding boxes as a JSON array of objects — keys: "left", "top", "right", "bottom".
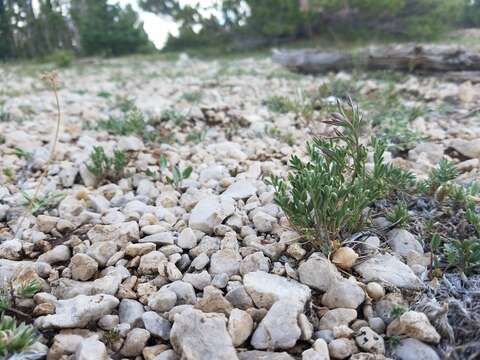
[{"left": 71, "top": 0, "right": 153, "bottom": 56}]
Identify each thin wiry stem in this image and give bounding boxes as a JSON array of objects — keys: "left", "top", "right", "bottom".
[{"left": 15, "top": 72, "right": 62, "bottom": 238}]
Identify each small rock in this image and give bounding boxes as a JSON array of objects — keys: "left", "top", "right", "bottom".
[
  {"left": 223, "top": 180, "right": 257, "bottom": 199},
  {"left": 322, "top": 278, "right": 365, "bottom": 309},
  {"left": 210, "top": 249, "right": 242, "bottom": 276},
  {"left": 163, "top": 281, "right": 197, "bottom": 305},
  {"left": 69, "top": 254, "right": 98, "bottom": 281},
  {"left": 319, "top": 308, "right": 358, "bottom": 331},
  {"left": 142, "top": 311, "right": 171, "bottom": 340},
  {"left": 366, "top": 282, "right": 385, "bottom": 301},
  {"left": 251, "top": 300, "right": 302, "bottom": 350},
  {"left": 332, "top": 247, "right": 358, "bottom": 270},
  {"left": 228, "top": 308, "right": 254, "bottom": 347},
  {"left": 298, "top": 253, "right": 341, "bottom": 292},
  {"left": 119, "top": 299, "right": 145, "bottom": 326},
  {"left": 121, "top": 328, "right": 150, "bottom": 357},
  {"left": 252, "top": 211, "right": 276, "bottom": 232},
  {"left": 391, "top": 338, "right": 440, "bottom": 360},
  {"left": 387, "top": 229, "right": 423, "bottom": 258},
  {"left": 125, "top": 242, "right": 156, "bottom": 257},
  {"left": 183, "top": 270, "right": 211, "bottom": 290},
  {"left": 328, "top": 338, "right": 358, "bottom": 359},
  {"left": 238, "top": 351, "right": 294, "bottom": 360},
  {"left": 354, "top": 327, "right": 385, "bottom": 354},
  {"left": 37, "top": 245, "right": 70, "bottom": 264},
  {"left": 243, "top": 271, "right": 311, "bottom": 309},
  {"left": 177, "top": 228, "right": 198, "bottom": 249},
  {"left": 170, "top": 308, "right": 238, "bottom": 360},
  {"left": 35, "top": 294, "right": 119, "bottom": 329},
  {"left": 189, "top": 196, "right": 235, "bottom": 234},
  {"left": 239, "top": 252, "right": 270, "bottom": 275},
  {"left": 354, "top": 254, "right": 423, "bottom": 290},
  {"left": 148, "top": 289, "right": 177, "bottom": 312},
  {"left": 387, "top": 311, "right": 440, "bottom": 344},
  {"left": 75, "top": 337, "right": 107, "bottom": 360}
]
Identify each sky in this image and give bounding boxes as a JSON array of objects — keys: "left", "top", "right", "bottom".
[{"left": 114, "top": 0, "right": 220, "bottom": 48}]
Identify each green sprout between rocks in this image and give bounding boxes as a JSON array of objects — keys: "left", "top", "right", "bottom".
[
  {"left": 386, "top": 201, "right": 410, "bottom": 228},
  {"left": 86, "top": 146, "right": 128, "bottom": 184},
  {"left": 270, "top": 98, "right": 414, "bottom": 253},
  {"left": 390, "top": 304, "right": 408, "bottom": 319},
  {"left": 20, "top": 191, "right": 65, "bottom": 215},
  {"left": 166, "top": 165, "right": 193, "bottom": 187},
  {"left": 0, "top": 314, "right": 38, "bottom": 357},
  {"left": 444, "top": 238, "right": 480, "bottom": 275}
]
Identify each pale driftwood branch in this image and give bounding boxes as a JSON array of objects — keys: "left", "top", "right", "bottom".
[{"left": 272, "top": 44, "right": 480, "bottom": 74}]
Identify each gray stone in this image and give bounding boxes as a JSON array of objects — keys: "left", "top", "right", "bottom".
[
  {"left": 238, "top": 351, "right": 294, "bottom": 360},
  {"left": 210, "top": 249, "right": 242, "bottom": 276},
  {"left": 319, "top": 308, "right": 358, "bottom": 330},
  {"left": 142, "top": 311, "right": 171, "bottom": 340},
  {"left": 298, "top": 253, "right": 341, "bottom": 292},
  {"left": 119, "top": 299, "right": 145, "bottom": 326},
  {"left": 354, "top": 327, "right": 385, "bottom": 354},
  {"left": 177, "top": 228, "right": 198, "bottom": 249},
  {"left": 387, "top": 229, "right": 423, "bottom": 258},
  {"left": 328, "top": 338, "right": 358, "bottom": 359},
  {"left": 321, "top": 278, "right": 365, "bottom": 309},
  {"left": 170, "top": 308, "right": 238, "bottom": 360},
  {"left": 239, "top": 252, "right": 270, "bottom": 275},
  {"left": 69, "top": 254, "right": 98, "bottom": 281},
  {"left": 243, "top": 271, "right": 311, "bottom": 309},
  {"left": 183, "top": 271, "right": 211, "bottom": 290},
  {"left": 251, "top": 300, "right": 302, "bottom": 350},
  {"left": 140, "top": 232, "right": 175, "bottom": 245},
  {"left": 391, "top": 338, "right": 440, "bottom": 360},
  {"left": 354, "top": 254, "right": 423, "bottom": 290},
  {"left": 148, "top": 289, "right": 177, "bottom": 312},
  {"left": 189, "top": 196, "right": 235, "bottom": 234},
  {"left": 37, "top": 245, "right": 70, "bottom": 264},
  {"left": 228, "top": 308, "right": 254, "bottom": 347},
  {"left": 75, "top": 337, "right": 107, "bottom": 360},
  {"left": 121, "top": 328, "right": 150, "bottom": 357},
  {"left": 163, "top": 281, "right": 197, "bottom": 305},
  {"left": 223, "top": 180, "right": 257, "bottom": 200},
  {"left": 35, "top": 294, "right": 119, "bottom": 329}
]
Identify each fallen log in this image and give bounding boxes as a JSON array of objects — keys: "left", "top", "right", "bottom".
[{"left": 272, "top": 44, "right": 480, "bottom": 74}]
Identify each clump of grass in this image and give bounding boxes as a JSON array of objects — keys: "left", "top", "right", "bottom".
[
  {"left": 181, "top": 90, "right": 203, "bottom": 103},
  {"left": 270, "top": 99, "right": 414, "bottom": 253},
  {"left": 186, "top": 129, "right": 207, "bottom": 144},
  {"left": 86, "top": 146, "right": 128, "bottom": 184},
  {"left": 102, "top": 328, "right": 120, "bottom": 347},
  {"left": 263, "top": 95, "right": 296, "bottom": 114},
  {"left": 160, "top": 108, "right": 186, "bottom": 126},
  {"left": 98, "top": 108, "right": 148, "bottom": 137},
  {"left": 444, "top": 238, "right": 480, "bottom": 275},
  {"left": 386, "top": 202, "right": 410, "bottom": 228},
  {"left": 14, "top": 148, "right": 31, "bottom": 160},
  {"left": 20, "top": 191, "right": 65, "bottom": 215}
]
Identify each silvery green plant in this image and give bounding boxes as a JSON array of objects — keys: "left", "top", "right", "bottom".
[{"left": 270, "top": 98, "right": 414, "bottom": 253}]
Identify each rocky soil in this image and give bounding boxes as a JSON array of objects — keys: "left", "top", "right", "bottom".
[{"left": 1, "top": 53, "right": 480, "bottom": 360}]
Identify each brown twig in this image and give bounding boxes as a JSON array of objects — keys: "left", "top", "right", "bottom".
[{"left": 15, "top": 72, "right": 62, "bottom": 238}]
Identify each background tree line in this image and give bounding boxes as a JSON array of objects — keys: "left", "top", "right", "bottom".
[
  {"left": 2, "top": 0, "right": 480, "bottom": 61},
  {"left": 141, "top": 0, "right": 480, "bottom": 51},
  {"left": 0, "top": 0, "right": 153, "bottom": 60}
]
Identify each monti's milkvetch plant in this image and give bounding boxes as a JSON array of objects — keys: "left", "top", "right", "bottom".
[{"left": 270, "top": 98, "right": 413, "bottom": 253}]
